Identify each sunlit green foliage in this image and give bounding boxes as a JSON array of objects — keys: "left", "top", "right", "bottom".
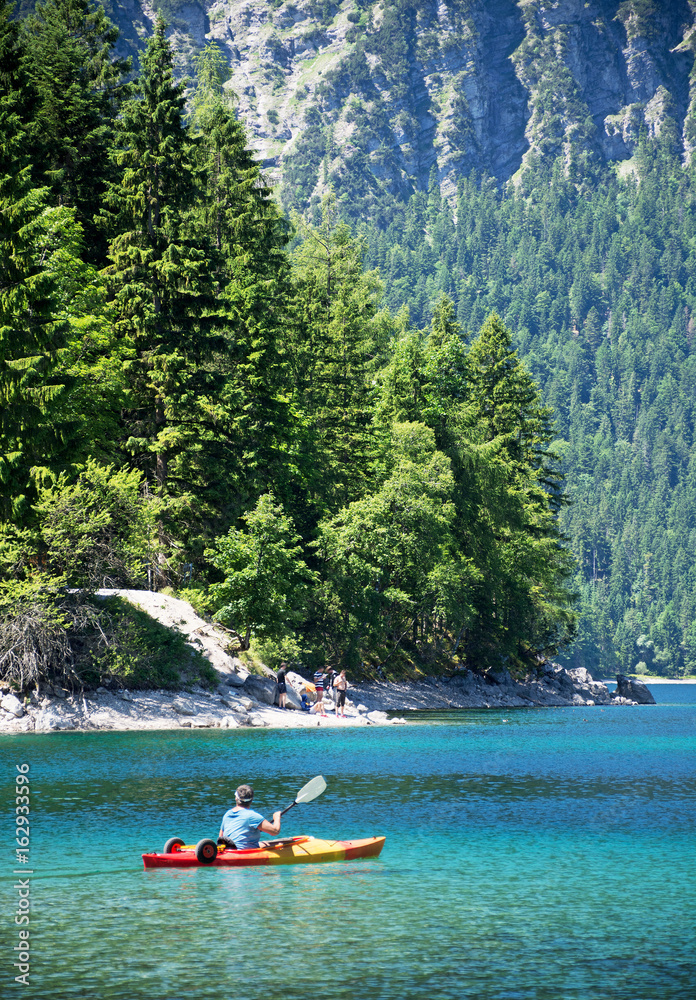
[
  {"left": 207, "top": 493, "right": 317, "bottom": 650},
  {"left": 1, "top": 4, "right": 579, "bottom": 687},
  {"left": 33, "top": 460, "right": 157, "bottom": 588}
]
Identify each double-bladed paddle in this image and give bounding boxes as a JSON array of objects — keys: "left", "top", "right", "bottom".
[{"left": 280, "top": 774, "right": 327, "bottom": 816}]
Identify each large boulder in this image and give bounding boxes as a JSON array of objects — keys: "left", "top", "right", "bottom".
[
  {"left": 219, "top": 670, "right": 247, "bottom": 688},
  {"left": 567, "top": 667, "right": 612, "bottom": 705},
  {"left": 34, "top": 708, "right": 74, "bottom": 731},
  {"left": 242, "top": 675, "right": 277, "bottom": 706},
  {"left": 218, "top": 693, "right": 249, "bottom": 713},
  {"left": 190, "top": 715, "right": 216, "bottom": 728},
  {"left": 1, "top": 693, "right": 25, "bottom": 718},
  {"left": 615, "top": 675, "right": 656, "bottom": 705},
  {"left": 279, "top": 672, "right": 303, "bottom": 710},
  {"left": 171, "top": 698, "right": 195, "bottom": 716},
  {"left": 567, "top": 667, "right": 594, "bottom": 686},
  {"left": 286, "top": 671, "right": 312, "bottom": 702},
  {"left": 220, "top": 715, "right": 241, "bottom": 729}
]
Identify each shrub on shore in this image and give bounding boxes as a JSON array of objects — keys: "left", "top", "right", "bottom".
[{"left": 0, "top": 585, "right": 216, "bottom": 693}]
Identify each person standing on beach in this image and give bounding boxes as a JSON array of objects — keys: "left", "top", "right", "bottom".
[
  {"left": 334, "top": 669, "right": 348, "bottom": 718},
  {"left": 313, "top": 667, "right": 327, "bottom": 716},
  {"left": 276, "top": 661, "right": 289, "bottom": 710}
]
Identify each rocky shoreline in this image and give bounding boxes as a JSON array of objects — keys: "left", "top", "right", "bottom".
[
  {"left": 349, "top": 665, "right": 656, "bottom": 712},
  {"left": 0, "top": 665, "right": 656, "bottom": 735},
  {"left": 0, "top": 588, "right": 656, "bottom": 735}
]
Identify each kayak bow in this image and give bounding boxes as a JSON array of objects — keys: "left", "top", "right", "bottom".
[{"left": 142, "top": 835, "right": 385, "bottom": 869}]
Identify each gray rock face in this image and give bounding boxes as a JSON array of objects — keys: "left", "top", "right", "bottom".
[
  {"left": 349, "top": 661, "right": 620, "bottom": 711},
  {"left": 566, "top": 667, "right": 613, "bottom": 705},
  {"left": 615, "top": 675, "right": 656, "bottom": 705},
  {"left": 101, "top": 0, "right": 696, "bottom": 213}
]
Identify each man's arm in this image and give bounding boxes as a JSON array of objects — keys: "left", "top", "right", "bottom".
[{"left": 258, "top": 811, "right": 282, "bottom": 836}]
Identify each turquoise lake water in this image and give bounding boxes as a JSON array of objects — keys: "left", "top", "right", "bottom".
[{"left": 2, "top": 685, "right": 695, "bottom": 1000}]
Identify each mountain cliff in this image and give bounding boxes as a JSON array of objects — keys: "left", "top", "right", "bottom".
[{"left": 97, "top": 0, "right": 696, "bottom": 218}]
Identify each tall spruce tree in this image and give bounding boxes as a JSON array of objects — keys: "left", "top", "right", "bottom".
[
  {"left": 288, "top": 200, "right": 384, "bottom": 527},
  {"left": 462, "top": 314, "right": 575, "bottom": 664},
  {"left": 188, "top": 42, "right": 292, "bottom": 518},
  {"left": 106, "top": 17, "right": 229, "bottom": 575},
  {"left": 0, "top": 0, "right": 70, "bottom": 534},
  {"left": 21, "top": 0, "right": 129, "bottom": 262}
]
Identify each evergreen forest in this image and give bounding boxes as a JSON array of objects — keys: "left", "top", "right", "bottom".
[
  {"left": 359, "top": 139, "right": 696, "bottom": 679},
  {"left": 1, "top": 0, "right": 692, "bottom": 688}
]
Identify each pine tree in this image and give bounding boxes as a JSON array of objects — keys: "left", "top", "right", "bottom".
[
  {"left": 288, "top": 198, "right": 384, "bottom": 524},
  {"left": 105, "top": 17, "right": 229, "bottom": 574},
  {"left": 21, "top": 0, "right": 130, "bottom": 262},
  {"left": 0, "top": 0, "right": 69, "bottom": 531}
]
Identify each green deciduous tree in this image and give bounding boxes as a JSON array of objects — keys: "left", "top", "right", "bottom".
[
  {"left": 377, "top": 310, "right": 576, "bottom": 669},
  {"left": 33, "top": 459, "right": 157, "bottom": 588},
  {"left": 315, "top": 422, "right": 474, "bottom": 667},
  {"left": 207, "top": 493, "right": 316, "bottom": 650}
]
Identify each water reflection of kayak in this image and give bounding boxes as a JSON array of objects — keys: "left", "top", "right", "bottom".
[{"left": 142, "top": 835, "right": 385, "bottom": 869}]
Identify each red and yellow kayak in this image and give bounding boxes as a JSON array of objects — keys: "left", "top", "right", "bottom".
[{"left": 142, "top": 835, "right": 385, "bottom": 869}]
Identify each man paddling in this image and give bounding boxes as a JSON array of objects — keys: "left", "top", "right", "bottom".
[{"left": 218, "top": 784, "right": 282, "bottom": 849}]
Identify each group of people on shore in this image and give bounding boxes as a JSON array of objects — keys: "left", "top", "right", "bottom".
[{"left": 275, "top": 664, "right": 349, "bottom": 717}]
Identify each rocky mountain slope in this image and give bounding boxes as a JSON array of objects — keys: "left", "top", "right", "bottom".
[{"left": 101, "top": 0, "right": 696, "bottom": 216}]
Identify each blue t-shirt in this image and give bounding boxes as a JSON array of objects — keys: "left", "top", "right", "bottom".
[{"left": 220, "top": 806, "right": 266, "bottom": 849}]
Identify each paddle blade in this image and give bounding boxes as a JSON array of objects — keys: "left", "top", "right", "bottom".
[{"left": 295, "top": 775, "right": 327, "bottom": 805}]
